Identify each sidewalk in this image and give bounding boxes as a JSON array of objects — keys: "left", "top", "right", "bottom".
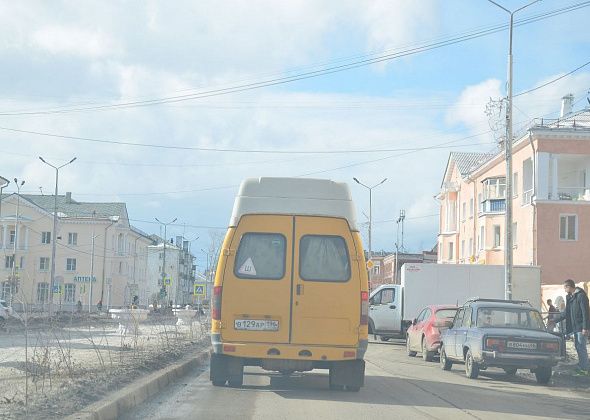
[{"left": 0, "top": 313, "right": 210, "bottom": 420}]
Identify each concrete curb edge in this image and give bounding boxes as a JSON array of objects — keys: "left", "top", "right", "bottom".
[{"left": 67, "top": 348, "right": 210, "bottom": 420}]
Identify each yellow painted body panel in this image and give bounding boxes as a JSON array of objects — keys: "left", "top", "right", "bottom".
[{"left": 211, "top": 214, "right": 369, "bottom": 361}]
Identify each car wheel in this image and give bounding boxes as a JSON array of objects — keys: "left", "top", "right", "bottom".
[
  {"left": 406, "top": 336, "right": 417, "bottom": 357},
  {"left": 422, "top": 337, "right": 435, "bottom": 362},
  {"left": 534, "top": 367, "right": 552, "bottom": 384},
  {"left": 503, "top": 367, "right": 517, "bottom": 375},
  {"left": 440, "top": 345, "right": 452, "bottom": 371},
  {"left": 465, "top": 350, "right": 479, "bottom": 379}
]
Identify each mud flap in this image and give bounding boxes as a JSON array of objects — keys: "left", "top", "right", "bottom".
[
  {"left": 210, "top": 352, "right": 229, "bottom": 385},
  {"left": 329, "top": 360, "right": 365, "bottom": 389}
]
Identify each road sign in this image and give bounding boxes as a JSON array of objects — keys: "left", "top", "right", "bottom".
[
  {"left": 52, "top": 284, "right": 62, "bottom": 294},
  {"left": 164, "top": 276, "right": 172, "bottom": 286},
  {"left": 194, "top": 283, "right": 206, "bottom": 297},
  {"left": 366, "top": 260, "right": 374, "bottom": 270}
]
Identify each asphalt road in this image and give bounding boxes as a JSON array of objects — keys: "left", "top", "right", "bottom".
[{"left": 123, "top": 339, "right": 590, "bottom": 420}]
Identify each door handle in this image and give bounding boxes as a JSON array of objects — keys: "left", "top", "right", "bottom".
[{"left": 296, "top": 284, "right": 304, "bottom": 295}]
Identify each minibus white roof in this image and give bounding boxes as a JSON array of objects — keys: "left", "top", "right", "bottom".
[{"left": 230, "top": 177, "right": 358, "bottom": 230}]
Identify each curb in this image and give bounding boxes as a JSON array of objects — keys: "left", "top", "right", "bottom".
[{"left": 67, "top": 348, "right": 210, "bottom": 420}]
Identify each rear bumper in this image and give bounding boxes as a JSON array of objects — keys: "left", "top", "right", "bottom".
[
  {"left": 480, "top": 351, "right": 562, "bottom": 368},
  {"left": 210, "top": 334, "right": 366, "bottom": 362}
]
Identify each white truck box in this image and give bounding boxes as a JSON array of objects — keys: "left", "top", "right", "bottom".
[{"left": 368, "top": 264, "right": 541, "bottom": 338}]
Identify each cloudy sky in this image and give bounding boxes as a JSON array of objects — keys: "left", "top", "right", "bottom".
[{"left": 1, "top": 0, "right": 589, "bottom": 269}]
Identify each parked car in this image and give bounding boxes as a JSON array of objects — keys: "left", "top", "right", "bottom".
[
  {"left": 439, "top": 299, "right": 562, "bottom": 384},
  {"left": 406, "top": 305, "right": 457, "bottom": 361}
]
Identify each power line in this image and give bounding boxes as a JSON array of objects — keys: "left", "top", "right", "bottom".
[
  {"left": 0, "top": 126, "right": 493, "bottom": 155},
  {"left": 514, "top": 60, "right": 590, "bottom": 97},
  {"left": 0, "top": 1, "right": 587, "bottom": 117}
]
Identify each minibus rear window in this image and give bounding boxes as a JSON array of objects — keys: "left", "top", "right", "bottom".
[
  {"left": 299, "top": 235, "right": 351, "bottom": 282},
  {"left": 234, "top": 233, "right": 286, "bottom": 280}
]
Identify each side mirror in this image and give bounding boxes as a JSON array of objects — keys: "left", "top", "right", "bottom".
[
  {"left": 369, "top": 298, "right": 375, "bottom": 305},
  {"left": 412, "top": 318, "right": 417, "bottom": 326}
]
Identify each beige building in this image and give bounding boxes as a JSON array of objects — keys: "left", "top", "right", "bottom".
[
  {"left": 437, "top": 98, "right": 590, "bottom": 286},
  {"left": 0, "top": 192, "right": 153, "bottom": 311}
]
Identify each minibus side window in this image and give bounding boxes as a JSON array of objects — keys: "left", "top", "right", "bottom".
[
  {"left": 234, "top": 233, "right": 286, "bottom": 280},
  {"left": 299, "top": 235, "right": 351, "bottom": 282}
]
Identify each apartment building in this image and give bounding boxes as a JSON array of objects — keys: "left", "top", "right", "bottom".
[
  {"left": 0, "top": 192, "right": 153, "bottom": 310},
  {"left": 437, "top": 95, "right": 590, "bottom": 286},
  {"left": 146, "top": 236, "right": 196, "bottom": 307}
]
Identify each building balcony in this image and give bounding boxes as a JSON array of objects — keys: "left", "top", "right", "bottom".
[
  {"left": 480, "top": 199, "right": 506, "bottom": 214},
  {"left": 549, "top": 187, "right": 590, "bottom": 202}
]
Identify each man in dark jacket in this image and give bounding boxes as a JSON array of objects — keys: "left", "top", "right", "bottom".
[{"left": 556, "top": 279, "right": 589, "bottom": 374}]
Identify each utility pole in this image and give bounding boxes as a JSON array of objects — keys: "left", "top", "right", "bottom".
[
  {"left": 0, "top": 177, "right": 9, "bottom": 229},
  {"left": 394, "top": 209, "right": 406, "bottom": 284},
  {"left": 353, "top": 177, "right": 387, "bottom": 288},
  {"left": 89, "top": 211, "right": 96, "bottom": 313},
  {"left": 11, "top": 179, "right": 24, "bottom": 307},
  {"left": 39, "top": 156, "right": 76, "bottom": 317},
  {"left": 155, "top": 217, "right": 176, "bottom": 306},
  {"left": 487, "top": 0, "right": 541, "bottom": 300},
  {"left": 100, "top": 216, "right": 119, "bottom": 308}
]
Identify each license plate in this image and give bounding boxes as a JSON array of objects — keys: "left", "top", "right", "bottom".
[
  {"left": 507, "top": 341, "right": 537, "bottom": 350},
  {"left": 234, "top": 319, "right": 279, "bottom": 331}
]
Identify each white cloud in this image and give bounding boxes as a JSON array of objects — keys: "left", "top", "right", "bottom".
[
  {"left": 446, "top": 78, "right": 503, "bottom": 134},
  {"left": 359, "top": 0, "right": 439, "bottom": 52},
  {"left": 30, "top": 25, "right": 119, "bottom": 58}
]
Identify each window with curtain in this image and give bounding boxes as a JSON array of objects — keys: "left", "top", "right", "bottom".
[
  {"left": 299, "top": 235, "right": 350, "bottom": 282},
  {"left": 234, "top": 233, "right": 286, "bottom": 280}
]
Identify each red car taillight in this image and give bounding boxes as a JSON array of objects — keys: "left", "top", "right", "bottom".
[
  {"left": 542, "top": 341, "right": 559, "bottom": 352},
  {"left": 485, "top": 337, "right": 506, "bottom": 352},
  {"left": 212, "top": 286, "right": 222, "bottom": 320},
  {"left": 360, "top": 291, "right": 368, "bottom": 325}
]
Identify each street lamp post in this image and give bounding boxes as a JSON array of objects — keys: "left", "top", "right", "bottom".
[
  {"left": 39, "top": 156, "right": 77, "bottom": 317},
  {"left": 0, "top": 176, "right": 9, "bottom": 227},
  {"left": 353, "top": 177, "right": 387, "bottom": 288},
  {"left": 155, "top": 217, "right": 176, "bottom": 306},
  {"left": 11, "top": 179, "right": 25, "bottom": 306},
  {"left": 487, "top": 0, "right": 541, "bottom": 300}
]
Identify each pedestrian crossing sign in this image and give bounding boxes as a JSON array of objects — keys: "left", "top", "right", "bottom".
[
  {"left": 164, "top": 276, "right": 172, "bottom": 286},
  {"left": 194, "top": 283, "right": 205, "bottom": 297}
]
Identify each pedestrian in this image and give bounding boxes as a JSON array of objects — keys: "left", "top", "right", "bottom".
[
  {"left": 554, "top": 279, "right": 590, "bottom": 375},
  {"left": 546, "top": 299, "right": 558, "bottom": 332},
  {"left": 76, "top": 300, "right": 82, "bottom": 313},
  {"left": 97, "top": 299, "right": 103, "bottom": 312}
]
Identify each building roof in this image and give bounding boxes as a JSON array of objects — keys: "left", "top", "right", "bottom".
[
  {"left": 450, "top": 152, "right": 495, "bottom": 177},
  {"left": 0, "top": 193, "right": 128, "bottom": 220},
  {"left": 532, "top": 107, "right": 590, "bottom": 130}
]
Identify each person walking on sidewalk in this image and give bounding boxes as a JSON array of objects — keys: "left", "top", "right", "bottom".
[{"left": 555, "top": 279, "right": 590, "bottom": 375}]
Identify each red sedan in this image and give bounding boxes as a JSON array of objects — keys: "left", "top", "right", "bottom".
[{"left": 406, "top": 305, "right": 458, "bottom": 361}]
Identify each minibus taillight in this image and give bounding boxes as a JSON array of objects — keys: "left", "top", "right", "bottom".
[
  {"left": 360, "top": 291, "right": 369, "bottom": 325},
  {"left": 212, "top": 286, "right": 222, "bottom": 320}
]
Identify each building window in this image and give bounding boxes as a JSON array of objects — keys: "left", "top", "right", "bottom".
[
  {"left": 9, "top": 230, "right": 15, "bottom": 245},
  {"left": 37, "top": 282, "right": 49, "bottom": 303},
  {"left": 513, "top": 172, "right": 519, "bottom": 197},
  {"left": 493, "top": 225, "right": 501, "bottom": 248},
  {"left": 66, "top": 258, "right": 77, "bottom": 271},
  {"left": 469, "top": 198, "right": 474, "bottom": 218},
  {"left": 560, "top": 215, "right": 577, "bottom": 241},
  {"left": 4, "top": 256, "right": 14, "bottom": 269},
  {"left": 479, "top": 226, "right": 485, "bottom": 250},
  {"left": 448, "top": 242, "right": 454, "bottom": 261},
  {"left": 119, "top": 261, "right": 123, "bottom": 274},
  {"left": 19, "top": 256, "right": 24, "bottom": 269},
  {"left": 462, "top": 202, "right": 466, "bottom": 221},
  {"left": 42, "top": 231, "right": 51, "bottom": 244},
  {"left": 512, "top": 222, "right": 517, "bottom": 246},
  {"left": 64, "top": 284, "right": 76, "bottom": 303},
  {"left": 68, "top": 232, "right": 78, "bottom": 246},
  {"left": 1, "top": 281, "right": 10, "bottom": 300},
  {"left": 39, "top": 257, "right": 50, "bottom": 271},
  {"left": 461, "top": 240, "right": 465, "bottom": 259},
  {"left": 483, "top": 178, "right": 506, "bottom": 200},
  {"left": 469, "top": 238, "right": 473, "bottom": 257}
]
